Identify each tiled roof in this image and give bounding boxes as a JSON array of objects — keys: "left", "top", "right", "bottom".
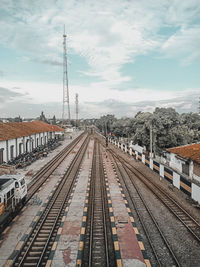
[
  {"left": 0, "top": 121, "right": 64, "bottom": 142},
  {"left": 167, "top": 144, "right": 200, "bottom": 164}
]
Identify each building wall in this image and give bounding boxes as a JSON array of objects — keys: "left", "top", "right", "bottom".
[
  {"left": 7, "top": 139, "right": 16, "bottom": 161},
  {"left": 168, "top": 153, "right": 183, "bottom": 173},
  {"left": 193, "top": 162, "right": 200, "bottom": 182},
  {"left": 0, "top": 141, "right": 7, "bottom": 163},
  {"left": 0, "top": 131, "right": 57, "bottom": 163},
  {"left": 35, "top": 133, "right": 40, "bottom": 147},
  {"left": 193, "top": 162, "right": 200, "bottom": 176},
  {"left": 17, "top": 137, "right": 24, "bottom": 155},
  {"left": 109, "top": 138, "right": 200, "bottom": 204}
]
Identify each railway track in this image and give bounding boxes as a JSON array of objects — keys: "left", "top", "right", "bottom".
[
  {"left": 0, "top": 132, "right": 85, "bottom": 236},
  {"left": 82, "top": 140, "right": 115, "bottom": 267},
  {"left": 107, "top": 146, "right": 200, "bottom": 242},
  {"left": 111, "top": 152, "right": 181, "bottom": 267},
  {"left": 27, "top": 132, "right": 85, "bottom": 201},
  {"left": 11, "top": 134, "right": 90, "bottom": 266}
]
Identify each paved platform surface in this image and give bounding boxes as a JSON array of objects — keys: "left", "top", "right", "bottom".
[
  {"left": 0, "top": 132, "right": 83, "bottom": 267},
  {"left": 1, "top": 136, "right": 151, "bottom": 267},
  {"left": 102, "top": 147, "right": 149, "bottom": 267},
  {"left": 50, "top": 139, "right": 94, "bottom": 267}
]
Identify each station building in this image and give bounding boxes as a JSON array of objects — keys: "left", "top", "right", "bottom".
[
  {"left": 166, "top": 143, "right": 200, "bottom": 182},
  {"left": 0, "top": 121, "right": 64, "bottom": 164}
]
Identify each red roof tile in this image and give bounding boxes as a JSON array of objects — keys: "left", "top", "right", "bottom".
[
  {"left": 0, "top": 121, "right": 64, "bottom": 142},
  {"left": 167, "top": 144, "right": 200, "bottom": 164}
]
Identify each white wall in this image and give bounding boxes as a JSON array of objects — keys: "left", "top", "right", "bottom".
[
  {"left": 0, "top": 131, "right": 58, "bottom": 163},
  {"left": 35, "top": 133, "right": 40, "bottom": 146},
  {"left": 24, "top": 136, "right": 31, "bottom": 153},
  {"left": 192, "top": 183, "right": 200, "bottom": 204},
  {"left": 0, "top": 140, "right": 7, "bottom": 163},
  {"left": 130, "top": 144, "right": 144, "bottom": 154},
  {"left": 193, "top": 173, "right": 200, "bottom": 183},
  {"left": 142, "top": 154, "right": 145, "bottom": 164},
  {"left": 150, "top": 158, "right": 153, "bottom": 170},
  {"left": 173, "top": 172, "right": 180, "bottom": 189},
  {"left": 109, "top": 137, "right": 200, "bottom": 204},
  {"left": 7, "top": 139, "right": 16, "bottom": 161},
  {"left": 189, "top": 161, "right": 193, "bottom": 179},
  {"left": 169, "top": 153, "right": 183, "bottom": 173}
]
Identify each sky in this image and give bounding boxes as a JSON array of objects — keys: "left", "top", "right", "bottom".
[{"left": 0, "top": 0, "right": 200, "bottom": 119}]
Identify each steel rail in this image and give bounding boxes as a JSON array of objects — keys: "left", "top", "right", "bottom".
[
  {"left": 108, "top": 145, "right": 200, "bottom": 243},
  {"left": 83, "top": 140, "right": 110, "bottom": 267},
  {"left": 99, "top": 143, "right": 110, "bottom": 267},
  {"left": 0, "top": 133, "right": 85, "bottom": 237},
  {"left": 12, "top": 134, "right": 90, "bottom": 266},
  {"left": 111, "top": 151, "right": 181, "bottom": 267},
  {"left": 37, "top": 135, "right": 90, "bottom": 267},
  {"left": 26, "top": 132, "right": 85, "bottom": 201}
]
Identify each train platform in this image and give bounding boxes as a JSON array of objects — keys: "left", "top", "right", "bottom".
[
  {"left": 1, "top": 133, "right": 200, "bottom": 266},
  {"left": 47, "top": 141, "right": 149, "bottom": 266},
  {"left": 102, "top": 148, "right": 149, "bottom": 267},
  {"left": 1, "top": 134, "right": 151, "bottom": 267},
  {"left": 49, "top": 139, "right": 94, "bottom": 267},
  {"left": 0, "top": 132, "right": 84, "bottom": 267}
]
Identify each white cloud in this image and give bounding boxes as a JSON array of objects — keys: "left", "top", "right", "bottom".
[
  {"left": 162, "top": 26, "right": 200, "bottom": 64},
  {"left": 0, "top": 0, "right": 199, "bottom": 118},
  {"left": 0, "top": 79, "right": 198, "bottom": 108},
  {"left": 0, "top": 0, "right": 162, "bottom": 89}
]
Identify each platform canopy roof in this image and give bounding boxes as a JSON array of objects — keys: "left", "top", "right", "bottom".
[
  {"left": 167, "top": 144, "right": 200, "bottom": 164},
  {"left": 0, "top": 121, "right": 64, "bottom": 142}
]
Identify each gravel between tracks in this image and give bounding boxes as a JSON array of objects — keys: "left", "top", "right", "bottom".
[
  {"left": 109, "top": 143, "right": 200, "bottom": 267},
  {"left": 0, "top": 131, "right": 82, "bottom": 267},
  {"left": 110, "top": 144, "right": 200, "bottom": 222},
  {"left": 17, "top": 131, "right": 82, "bottom": 185}
]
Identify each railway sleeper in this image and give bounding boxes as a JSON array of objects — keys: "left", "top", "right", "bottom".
[
  {"left": 15, "top": 263, "right": 44, "bottom": 267},
  {"left": 39, "top": 229, "right": 52, "bottom": 233},
  {"left": 42, "top": 223, "right": 54, "bottom": 227},
  {"left": 37, "top": 233, "right": 50, "bottom": 238},
  {"left": 46, "top": 215, "right": 59, "bottom": 219},
  {"left": 93, "top": 232, "right": 104, "bottom": 237},
  {"left": 27, "top": 251, "right": 43, "bottom": 256},
  {"left": 35, "top": 237, "right": 48, "bottom": 241},
  {"left": 45, "top": 219, "right": 57, "bottom": 223},
  {"left": 17, "top": 255, "right": 40, "bottom": 262},
  {"left": 48, "top": 210, "right": 61, "bottom": 214},
  {"left": 24, "top": 245, "right": 44, "bottom": 251}
]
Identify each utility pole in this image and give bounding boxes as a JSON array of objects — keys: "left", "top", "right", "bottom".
[
  {"left": 75, "top": 93, "right": 78, "bottom": 128},
  {"left": 62, "top": 25, "right": 71, "bottom": 126},
  {"left": 150, "top": 123, "right": 153, "bottom": 158},
  {"left": 199, "top": 96, "right": 200, "bottom": 115},
  {"left": 105, "top": 121, "right": 107, "bottom": 136}
]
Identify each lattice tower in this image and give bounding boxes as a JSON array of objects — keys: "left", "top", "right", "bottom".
[
  {"left": 75, "top": 93, "right": 79, "bottom": 126},
  {"left": 62, "top": 25, "right": 71, "bottom": 124}
]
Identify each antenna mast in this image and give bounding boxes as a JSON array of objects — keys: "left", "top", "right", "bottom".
[
  {"left": 62, "top": 25, "right": 71, "bottom": 125},
  {"left": 75, "top": 93, "right": 79, "bottom": 128}
]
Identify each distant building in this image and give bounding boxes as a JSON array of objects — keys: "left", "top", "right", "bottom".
[
  {"left": 0, "top": 121, "right": 64, "bottom": 164},
  {"left": 166, "top": 144, "right": 200, "bottom": 182}
]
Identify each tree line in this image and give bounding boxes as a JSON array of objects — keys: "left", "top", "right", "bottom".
[{"left": 93, "top": 108, "right": 200, "bottom": 155}]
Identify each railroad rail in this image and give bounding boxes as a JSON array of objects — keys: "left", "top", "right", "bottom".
[
  {"left": 0, "top": 132, "right": 85, "bottom": 236},
  {"left": 27, "top": 131, "right": 85, "bottom": 201},
  {"left": 11, "top": 134, "right": 90, "bottom": 266},
  {"left": 108, "top": 146, "right": 200, "bottom": 243},
  {"left": 111, "top": 151, "right": 181, "bottom": 266},
  {"left": 82, "top": 140, "right": 115, "bottom": 266}
]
